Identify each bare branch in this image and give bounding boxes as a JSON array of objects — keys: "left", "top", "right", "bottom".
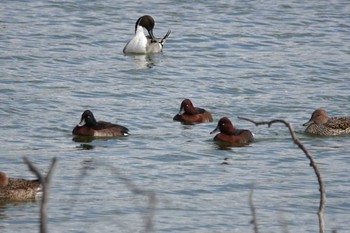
[
  {"left": 23, "top": 157, "right": 45, "bottom": 183},
  {"left": 109, "top": 165, "right": 157, "bottom": 233},
  {"left": 23, "top": 157, "right": 57, "bottom": 233},
  {"left": 249, "top": 184, "right": 259, "bottom": 233},
  {"left": 238, "top": 116, "right": 326, "bottom": 233},
  {"left": 79, "top": 160, "right": 156, "bottom": 233},
  {"left": 67, "top": 159, "right": 94, "bottom": 216}
]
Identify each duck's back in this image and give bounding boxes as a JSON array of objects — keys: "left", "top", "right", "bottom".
[
  {"left": 214, "top": 129, "right": 254, "bottom": 144},
  {"left": 93, "top": 121, "right": 129, "bottom": 136},
  {"left": 306, "top": 116, "right": 350, "bottom": 136},
  {"left": 1, "top": 178, "right": 41, "bottom": 201},
  {"left": 7, "top": 178, "right": 40, "bottom": 189},
  {"left": 327, "top": 117, "right": 350, "bottom": 130}
]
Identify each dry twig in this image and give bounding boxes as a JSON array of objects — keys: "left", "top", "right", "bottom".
[
  {"left": 23, "top": 157, "right": 57, "bottom": 233},
  {"left": 110, "top": 168, "right": 157, "bottom": 233},
  {"left": 249, "top": 184, "right": 259, "bottom": 233},
  {"left": 81, "top": 160, "right": 156, "bottom": 233},
  {"left": 238, "top": 117, "right": 326, "bottom": 233}
]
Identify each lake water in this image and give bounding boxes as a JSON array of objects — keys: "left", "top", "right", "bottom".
[{"left": 0, "top": 0, "right": 349, "bottom": 232}]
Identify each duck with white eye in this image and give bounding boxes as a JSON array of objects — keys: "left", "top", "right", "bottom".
[{"left": 123, "top": 15, "right": 171, "bottom": 54}]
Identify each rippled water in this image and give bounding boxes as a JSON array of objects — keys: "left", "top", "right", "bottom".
[{"left": 1, "top": 0, "right": 349, "bottom": 232}]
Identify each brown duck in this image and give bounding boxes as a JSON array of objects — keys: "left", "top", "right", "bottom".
[
  {"left": 173, "top": 99, "right": 213, "bottom": 124},
  {"left": 211, "top": 117, "right": 254, "bottom": 144},
  {"left": 303, "top": 109, "right": 350, "bottom": 136},
  {"left": 0, "top": 171, "right": 41, "bottom": 201}
]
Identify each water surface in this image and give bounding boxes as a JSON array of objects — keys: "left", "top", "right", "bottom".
[{"left": 0, "top": 0, "right": 349, "bottom": 232}]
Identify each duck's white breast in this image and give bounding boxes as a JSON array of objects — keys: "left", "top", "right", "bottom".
[{"left": 123, "top": 26, "right": 148, "bottom": 54}]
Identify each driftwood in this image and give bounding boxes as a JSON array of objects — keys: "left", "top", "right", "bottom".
[
  {"left": 238, "top": 117, "right": 326, "bottom": 233},
  {"left": 23, "top": 157, "right": 57, "bottom": 233}
]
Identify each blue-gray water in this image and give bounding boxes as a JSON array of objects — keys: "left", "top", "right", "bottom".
[{"left": 1, "top": 0, "right": 349, "bottom": 232}]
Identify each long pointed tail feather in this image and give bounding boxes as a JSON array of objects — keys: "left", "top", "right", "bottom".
[{"left": 160, "top": 30, "right": 171, "bottom": 45}]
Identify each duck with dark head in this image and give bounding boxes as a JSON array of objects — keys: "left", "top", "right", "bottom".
[
  {"left": 123, "top": 15, "right": 171, "bottom": 54},
  {"left": 72, "top": 110, "right": 129, "bottom": 137},
  {"left": 211, "top": 117, "right": 254, "bottom": 145},
  {"left": 173, "top": 99, "right": 213, "bottom": 124}
]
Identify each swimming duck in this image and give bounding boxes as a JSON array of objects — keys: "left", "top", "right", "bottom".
[
  {"left": 211, "top": 117, "right": 254, "bottom": 144},
  {"left": 173, "top": 99, "right": 213, "bottom": 124},
  {"left": 303, "top": 109, "right": 350, "bottom": 136},
  {"left": 0, "top": 171, "right": 41, "bottom": 201},
  {"left": 72, "top": 110, "right": 129, "bottom": 137},
  {"left": 123, "top": 15, "right": 171, "bottom": 54}
]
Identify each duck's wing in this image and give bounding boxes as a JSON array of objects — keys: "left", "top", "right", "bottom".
[
  {"left": 95, "top": 121, "right": 129, "bottom": 134},
  {"left": 326, "top": 117, "right": 350, "bottom": 130},
  {"left": 146, "top": 30, "right": 171, "bottom": 45},
  {"left": 195, "top": 107, "right": 206, "bottom": 114},
  {"left": 160, "top": 30, "right": 171, "bottom": 46},
  {"left": 7, "top": 178, "right": 40, "bottom": 190}
]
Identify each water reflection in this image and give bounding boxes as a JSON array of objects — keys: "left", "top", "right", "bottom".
[
  {"left": 213, "top": 141, "right": 248, "bottom": 150},
  {"left": 0, "top": 200, "right": 37, "bottom": 220},
  {"left": 131, "top": 55, "right": 155, "bottom": 69},
  {"left": 221, "top": 157, "right": 230, "bottom": 165},
  {"left": 72, "top": 136, "right": 95, "bottom": 143},
  {"left": 75, "top": 143, "right": 95, "bottom": 150},
  {"left": 72, "top": 135, "right": 113, "bottom": 144}
]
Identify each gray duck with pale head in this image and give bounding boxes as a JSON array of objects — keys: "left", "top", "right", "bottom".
[{"left": 303, "top": 109, "right": 350, "bottom": 136}]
